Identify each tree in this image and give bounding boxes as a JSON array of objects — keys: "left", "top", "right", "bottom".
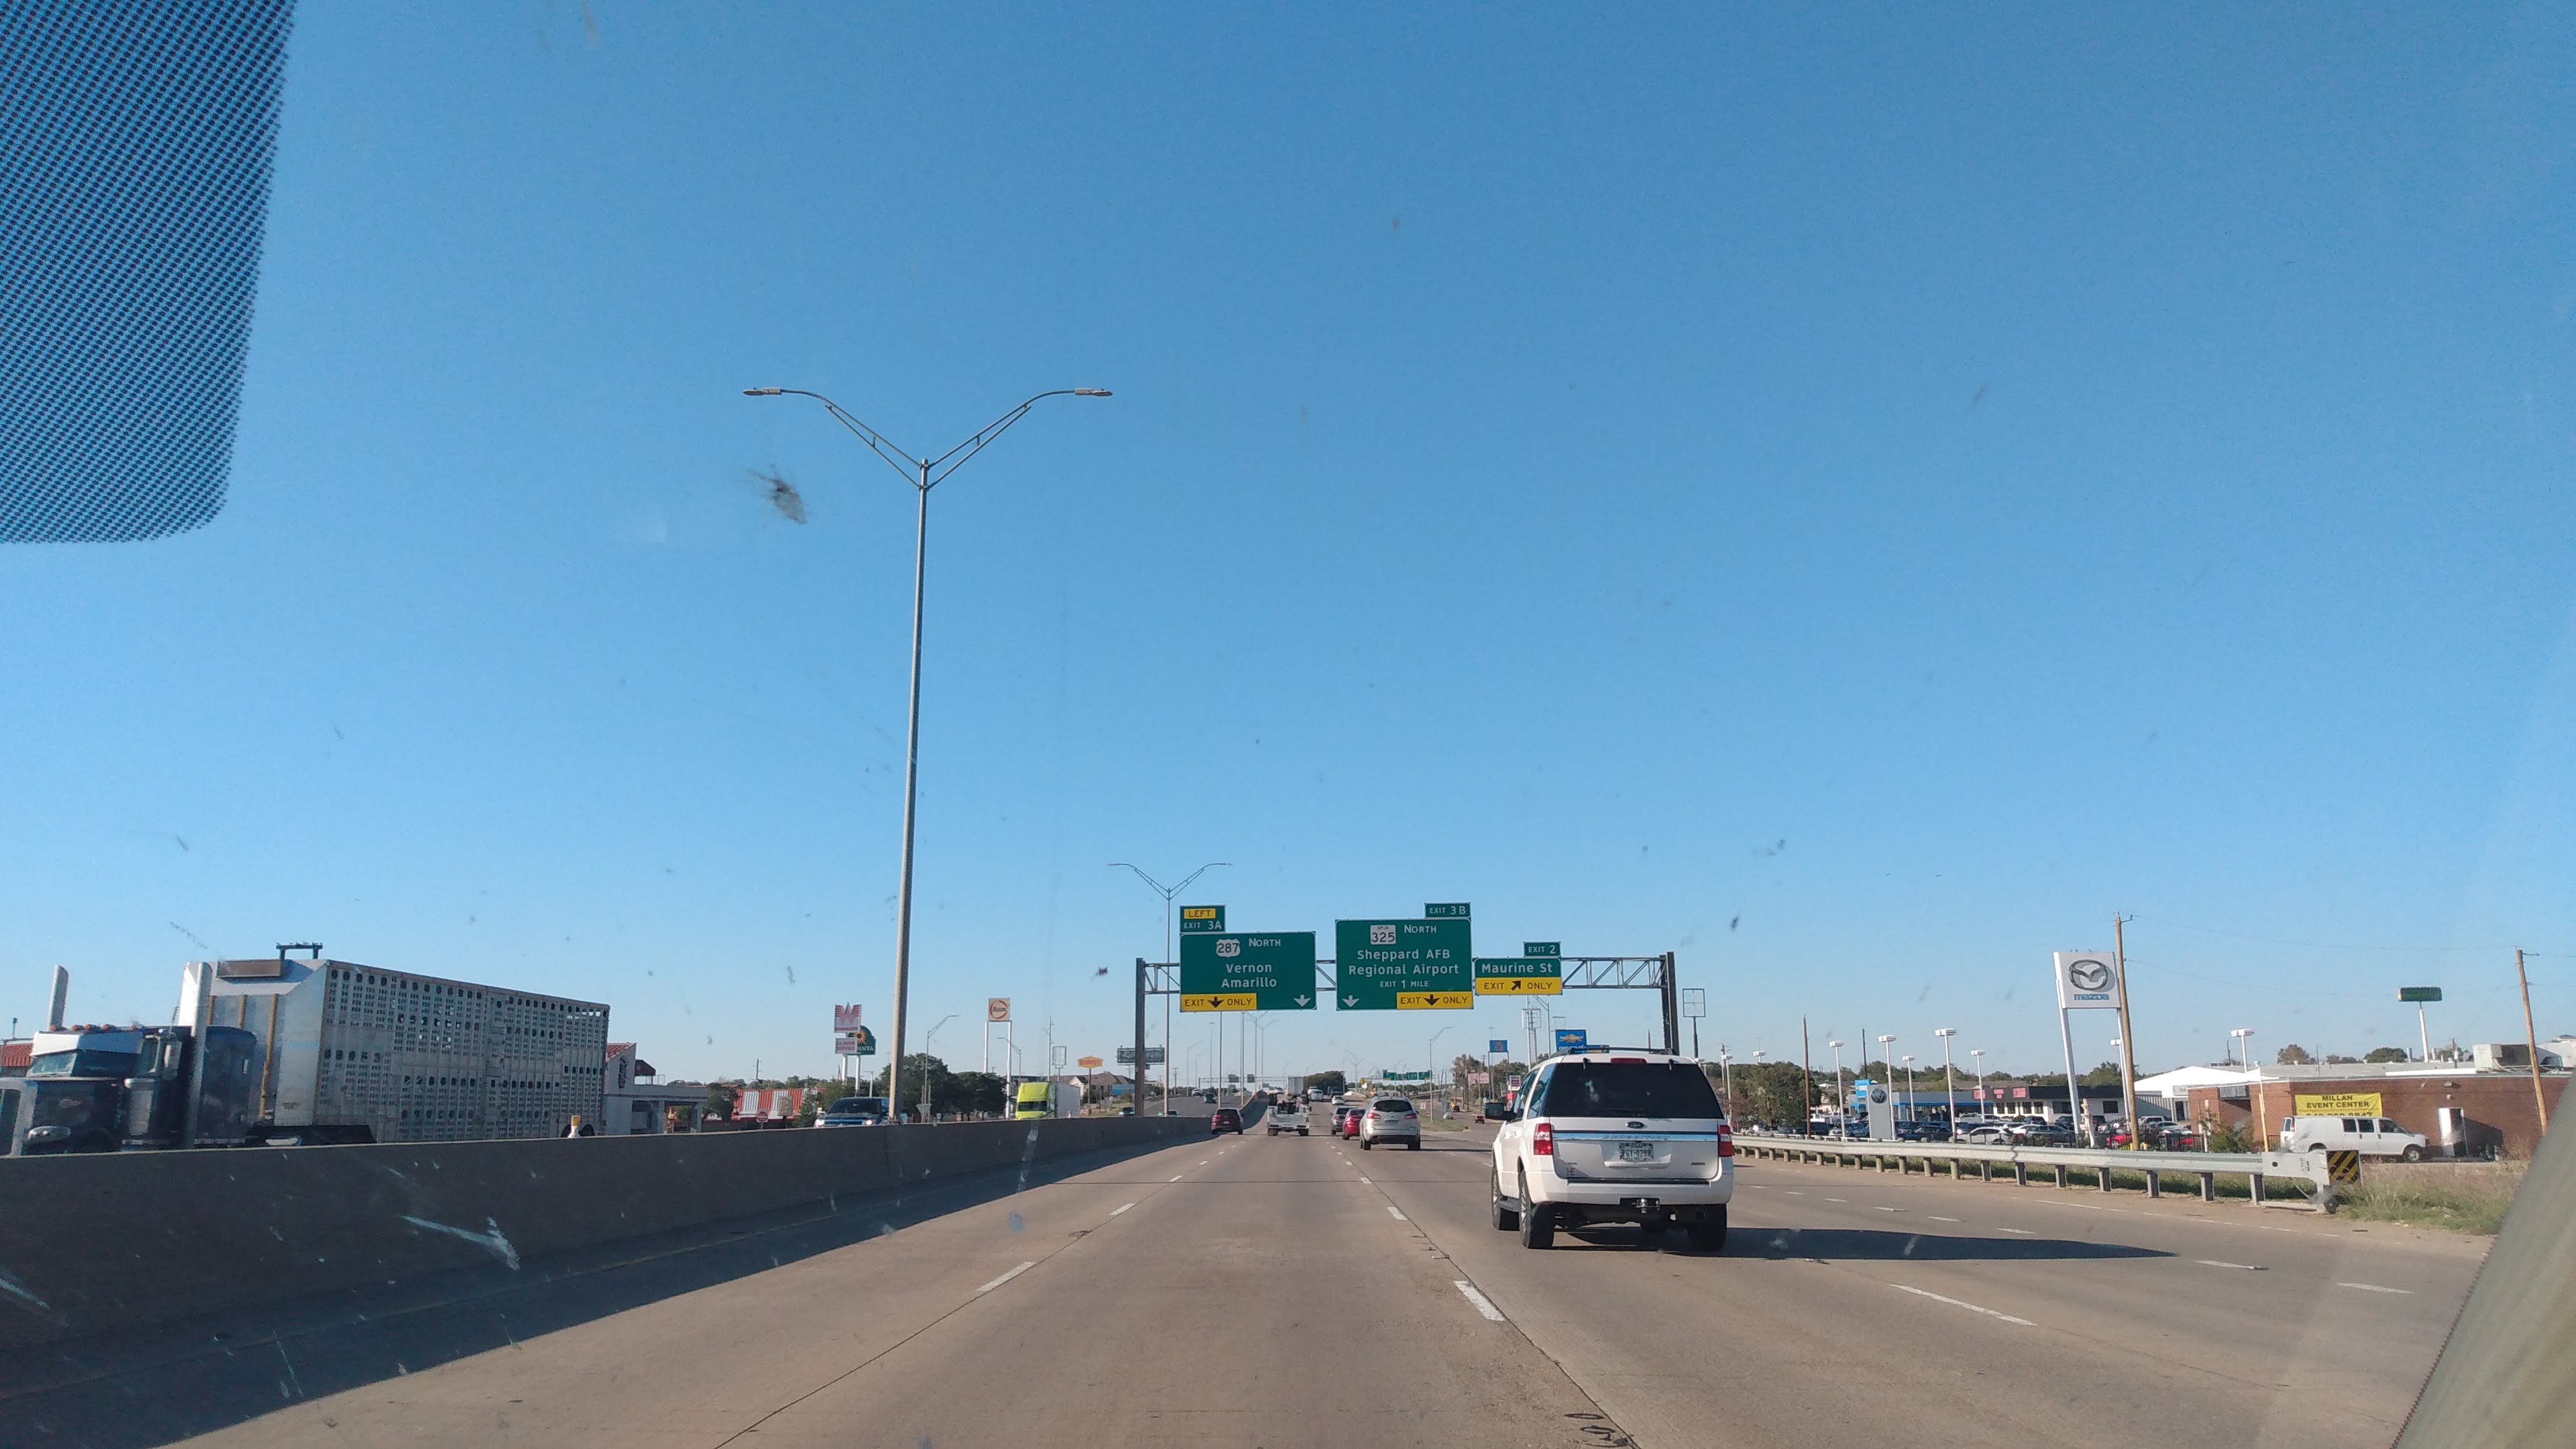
[
  {"left": 2275, "top": 1043, "right": 2315, "bottom": 1066},
  {"left": 949, "top": 1071, "right": 1009, "bottom": 1118},
  {"left": 701, "top": 1082, "right": 737, "bottom": 1119},
  {"left": 2364, "top": 1046, "right": 2409, "bottom": 1063},
  {"left": 1732, "top": 1061, "right": 1812, "bottom": 1130},
  {"left": 1305, "top": 1069, "right": 1346, "bottom": 1097},
  {"left": 2081, "top": 1061, "right": 2124, "bottom": 1087}
]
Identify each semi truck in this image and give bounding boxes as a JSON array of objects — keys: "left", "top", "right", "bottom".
[
  {"left": 3, "top": 953, "right": 611, "bottom": 1152},
  {"left": 1012, "top": 1080, "right": 1082, "bottom": 1120},
  {"left": 2, "top": 1022, "right": 261, "bottom": 1154}
]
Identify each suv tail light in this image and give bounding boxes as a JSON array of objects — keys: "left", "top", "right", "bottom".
[
  {"left": 1531, "top": 1121, "right": 1554, "bottom": 1156},
  {"left": 1717, "top": 1124, "right": 1735, "bottom": 1158}
]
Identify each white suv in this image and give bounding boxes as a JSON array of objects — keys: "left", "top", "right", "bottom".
[
  {"left": 1358, "top": 1097, "right": 1421, "bottom": 1149},
  {"left": 2281, "top": 1114, "right": 2429, "bottom": 1160},
  {"left": 1490, "top": 1050, "right": 1734, "bottom": 1251},
  {"left": 1268, "top": 1100, "right": 1310, "bottom": 1135}
]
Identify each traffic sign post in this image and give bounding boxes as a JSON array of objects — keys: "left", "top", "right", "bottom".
[
  {"left": 2400, "top": 986, "right": 2443, "bottom": 1062},
  {"left": 1473, "top": 957, "right": 1564, "bottom": 996},
  {"left": 1180, "top": 930, "right": 1318, "bottom": 1011},
  {"left": 1334, "top": 915, "right": 1473, "bottom": 1009}
]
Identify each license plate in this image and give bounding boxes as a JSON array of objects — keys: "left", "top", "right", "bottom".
[{"left": 1619, "top": 1141, "right": 1654, "bottom": 1163}]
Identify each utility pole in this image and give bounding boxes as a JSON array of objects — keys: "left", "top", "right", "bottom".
[
  {"left": 2518, "top": 947, "right": 2549, "bottom": 1131},
  {"left": 2114, "top": 914, "right": 2141, "bottom": 1149}
]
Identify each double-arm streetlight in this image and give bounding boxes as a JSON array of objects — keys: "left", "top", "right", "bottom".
[
  {"left": 745, "top": 383, "right": 1110, "bottom": 1123},
  {"left": 1111, "top": 861, "right": 1229, "bottom": 1116}
]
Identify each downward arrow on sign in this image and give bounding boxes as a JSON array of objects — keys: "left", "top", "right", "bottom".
[
  {"left": 1342, "top": 994, "right": 1357, "bottom": 1007},
  {"left": 1295, "top": 995, "right": 1311, "bottom": 1007}
]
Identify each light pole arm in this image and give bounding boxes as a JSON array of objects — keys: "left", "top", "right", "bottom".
[{"left": 925, "top": 390, "right": 1096, "bottom": 485}]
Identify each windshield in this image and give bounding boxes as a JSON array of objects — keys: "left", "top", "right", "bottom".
[
  {"left": 2, "top": 7, "right": 2559, "bottom": 1445},
  {"left": 25, "top": 1050, "right": 137, "bottom": 1080},
  {"left": 1533, "top": 1063, "right": 1723, "bottom": 1120}
]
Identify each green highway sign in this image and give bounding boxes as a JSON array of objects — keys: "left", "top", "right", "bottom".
[
  {"left": 1474, "top": 957, "right": 1564, "bottom": 996},
  {"left": 1180, "top": 930, "right": 1316, "bottom": 1011},
  {"left": 1179, "top": 905, "right": 1226, "bottom": 934},
  {"left": 1521, "top": 941, "right": 1560, "bottom": 958},
  {"left": 2397, "top": 986, "right": 2443, "bottom": 1003},
  {"left": 1424, "top": 902, "right": 1471, "bottom": 919},
  {"left": 1335, "top": 917, "right": 1474, "bottom": 1010}
]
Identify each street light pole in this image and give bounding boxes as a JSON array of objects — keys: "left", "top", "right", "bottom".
[
  {"left": 746, "top": 383, "right": 1108, "bottom": 1126},
  {"left": 1969, "top": 1046, "right": 1985, "bottom": 1120},
  {"left": 1111, "top": 861, "right": 1228, "bottom": 1116},
  {"left": 1934, "top": 1027, "right": 1957, "bottom": 1133},
  {"left": 1430, "top": 1025, "right": 1452, "bottom": 1097},
  {"left": 1827, "top": 1040, "right": 1845, "bottom": 1137},
  {"left": 918, "top": 1013, "right": 955, "bottom": 1122}
]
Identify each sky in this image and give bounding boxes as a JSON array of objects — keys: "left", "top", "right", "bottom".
[{"left": 4, "top": 5, "right": 2574, "bottom": 1088}]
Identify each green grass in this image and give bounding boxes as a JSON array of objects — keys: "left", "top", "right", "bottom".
[{"left": 2338, "top": 1161, "right": 2525, "bottom": 1235}]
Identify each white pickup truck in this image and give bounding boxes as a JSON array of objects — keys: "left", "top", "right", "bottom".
[{"left": 1266, "top": 1099, "right": 1310, "bottom": 1135}]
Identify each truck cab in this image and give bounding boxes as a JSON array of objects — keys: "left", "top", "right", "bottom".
[{"left": 7, "top": 1025, "right": 256, "bottom": 1154}]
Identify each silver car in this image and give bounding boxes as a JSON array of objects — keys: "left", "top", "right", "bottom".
[{"left": 1358, "top": 1096, "right": 1421, "bottom": 1150}]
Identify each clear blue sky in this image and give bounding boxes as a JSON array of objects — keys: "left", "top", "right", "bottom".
[{"left": 5, "top": 6, "right": 2572, "bottom": 1084}]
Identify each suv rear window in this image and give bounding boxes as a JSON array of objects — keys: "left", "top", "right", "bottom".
[
  {"left": 1372, "top": 1099, "right": 1413, "bottom": 1112},
  {"left": 1530, "top": 1061, "right": 1722, "bottom": 1119}
]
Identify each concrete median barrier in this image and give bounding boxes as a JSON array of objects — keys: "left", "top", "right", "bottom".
[{"left": 0, "top": 1115, "right": 1194, "bottom": 1351}]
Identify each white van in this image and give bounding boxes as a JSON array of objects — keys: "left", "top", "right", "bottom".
[{"left": 2279, "top": 1114, "right": 2429, "bottom": 1160}]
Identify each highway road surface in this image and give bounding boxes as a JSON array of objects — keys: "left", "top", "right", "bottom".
[{"left": 25, "top": 1120, "right": 2489, "bottom": 1448}]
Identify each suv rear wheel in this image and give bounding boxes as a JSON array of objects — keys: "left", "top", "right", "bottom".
[
  {"left": 1686, "top": 1206, "right": 1728, "bottom": 1253},
  {"left": 1489, "top": 1162, "right": 1519, "bottom": 1232},
  {"left": 1516, "top": 1169, "right": 1554, "bottom": 1249}
]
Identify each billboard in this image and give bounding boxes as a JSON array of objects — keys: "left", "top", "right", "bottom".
[
  {"left": 2053, "top": 951, "right": 2121, "bottom": 1008},
  {"left": 833, "top": 1003, "right": 863, "bottom": 1032}
]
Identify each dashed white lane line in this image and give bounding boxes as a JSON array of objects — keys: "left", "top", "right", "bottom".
[
  {"left": 2196, "top": 1260, "right": 2264, "bottom": 1271},
  {"left": 2340, "top": 1282, "right": 2414, "bottom": 1294},
  {"left": 1454, "top": 1281, "right": 1507, "bottom": 1321},
  {"left": 1198, "top": 1160, "right": 1209, "bottom": 1165},
  {"left": 1387, "top": 1205, "right": 1407, "bottom": 1221},
  {"left": 1873, "top": 1206, "right": 1902, "bottom": 1213},
  {"left": 1999, "top": 1227, "right": 2035, "bottom": 1235},
  {"left": 1359, "top": 1177, "right": 1372, "bottom": 1185},
  {"left": 1894, "top": 1284, "right": 2034, "bottom": 1327},
  {"left": 1825, "top": 1198, "right": 1850, "bottom": 1203},
  {"left": 1110, "top": 1203, "right": 1134, "bottom": 1217},
  {"left": 1169, "top": 1175, "right": 1185, "bottom": 1182},
  {"left": 976, "top": 1262, "right": 1035, "bottom": 1294},
  {"left": 1930, "top": 1216, "right": 1962, "bottom": 1223},
  {"left": 1783, "top": 1190, "right": 1805, "bottom": 1196}
]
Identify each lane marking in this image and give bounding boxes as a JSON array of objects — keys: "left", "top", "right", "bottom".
[
  {"left": 1783, "top": 1191, "right": 1805, "bottom": 1196},
  {"left": 1999, "top": 1227, "right": 2035, "bottom": 1235},
  {"left": 1930, "top": 1216, "right": 1962, "bottom": 1223},
  {"left": 1169, "top": 1175, "right": 1185, "bottom": 1182},
  {"left": 1359, "top": 1177, "right": 1372, "bottom": 1184},
  {"left": 1894, "top": 1284, "right": 2034, "bottom": 1327},
  {"left": 1825, "top": 1198, "right": 1849, "bottom": 1203},
  {"left": 975, "top": 1261, "right": 1035, "bottom": 1294},
  {"left": 1873, "top": 1206, "right": 1902, "bottom": 1213},
  {"left": 1198, "top": 1160, "right": 1209, "bottom": 1165},
  {"left": 1453, "top": 1281, "right": 1507, "bottom": 1321},
  {"left": 2339, "top": 1282, "right": 2414, "bottom": 1295},
  {"left": 1387, "top": 1205, "right": 1407, "bottom": 1221},
  {"left": 1110, "top": 1203, "right": 1133, "bottom": 1217},
  {"left": 2196, "top": 1260, "right": 2265, "bottom": 1271}
]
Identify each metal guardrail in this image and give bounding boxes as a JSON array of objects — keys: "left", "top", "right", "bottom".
[{"left": 1735, "top": 1133, "right": 2336, "bottom": 1211}]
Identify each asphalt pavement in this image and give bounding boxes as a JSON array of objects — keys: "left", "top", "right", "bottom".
[{"left": 133, "top": 1118, "right": 2485, "bottom": 1448}]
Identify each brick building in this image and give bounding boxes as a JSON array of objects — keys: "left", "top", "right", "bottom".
[{"left": 2186, "top": 1063, "right": 2568, "bottom": 1157}]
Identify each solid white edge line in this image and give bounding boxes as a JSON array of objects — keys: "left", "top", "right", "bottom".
[
  {"left": 1387, "top": 1204, "right": 1406, "bottom": 1221},
  {"left": 975, "top": 1261, "right": 1036, "bottom": 1294},
  {"left": 1110, "top": 1203, "right": 1134, "bottom": 1217},
  {"left": 2339, "top": 1282, "right": 2414, "bottom": 1294},
  {"left": 1998, "top": 1227, "right": 2035, "bottom": 1235},
  {"left": 2196, "top": 1260, "right": 2264, "bottom": 1271},
  {"left": 1893, "top": 1283, "right": 2034, "bottom": 1326},
  {"left": 1453, "top": 1281, "right": 1507, "bottom": 1322}
]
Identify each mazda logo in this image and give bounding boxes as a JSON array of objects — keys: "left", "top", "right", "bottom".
[{"left": 2068, "top": 959, "right": 2112, "bottom": 993}]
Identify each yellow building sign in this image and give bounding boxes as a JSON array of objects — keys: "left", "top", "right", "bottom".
[{"left": 2293, "top": 1092, "right": 2384, "bottom": 1117}]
